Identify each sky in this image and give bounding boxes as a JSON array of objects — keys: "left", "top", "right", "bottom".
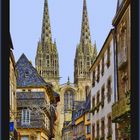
[{"left": 10, "top": 0, "right": 117, "bottom": 84}]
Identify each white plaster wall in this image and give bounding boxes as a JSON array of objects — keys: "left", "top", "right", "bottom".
[{"left": 91, "top": 38, "right": 116, "bottom": 140}]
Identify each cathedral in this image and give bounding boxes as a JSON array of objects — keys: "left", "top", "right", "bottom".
[{"left": 35, "top": 0, "right": 97, "bottom": 139}]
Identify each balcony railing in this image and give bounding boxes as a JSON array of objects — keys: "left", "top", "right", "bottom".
[
  {"left": 112, "top": 91, "right": 130, "bottom": 122},
  {"left": 118, "top": 49, "right": 127, "bottom": 69}
]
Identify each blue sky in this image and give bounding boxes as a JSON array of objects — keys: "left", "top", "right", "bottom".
[{"left": 10, "top": 0, "right": 117, "bottom": 84}]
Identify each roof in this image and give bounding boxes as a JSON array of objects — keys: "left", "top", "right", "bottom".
[
  {"left": 89, "top": 29, "right": 114, "bottom": 71},
  {"left": 84, "top": 95, "right": 90, "bottom": 112},
  {"left": 116, "top": 0, "right": 124, "bottom": 12},
  {"left": 16, "top": 53, "right": 52, "bottom": 88},
  {"left": 72, "top": 101, "right": 85, "bottom": 122},
  {"left": 9, "top": 32, "right": 13, "bottom": 49},
  {"left": 53, "top": 91, "right": 60, "bottom": 102}
]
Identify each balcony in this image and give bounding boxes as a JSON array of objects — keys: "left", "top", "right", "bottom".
[
  {"left": 118, "top": 49, "right": 127, "bottom": 69},
  {"left": 112, "top": 91, "right": 130, "bottom": 122}
]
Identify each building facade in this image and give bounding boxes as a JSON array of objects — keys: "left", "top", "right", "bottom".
[
  {"left": 10, "top": 35, "right": 18, "bottom": 140},
  {"left": 90, "top": 29, "right": 116, "bottom": 140},
  {"left": 16, "top": 54, "right": 59, "bottom": 140},
  {"left": 112, "top": 0, "right": 131, "bottom": 139}
]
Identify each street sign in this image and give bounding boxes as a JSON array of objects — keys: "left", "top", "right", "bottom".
[{"left": 10, "top": 122, "right": 14, "bottom": 132}]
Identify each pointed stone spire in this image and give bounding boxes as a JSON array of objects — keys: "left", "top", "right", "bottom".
[
  {"left": 74, "top": 0, "right": 97, "bottom": 85},
  {"left": 35, "top": 0, "right": 59, "bottom": 87},
  {"left": 92, "top": 41, "right": 97, "bottom": 62},
  {"left": 93, "top": 41, "right": 98, "bottom": 57},
  {"left": 41, "top": 0, "right": 52, "bottom": 43},
  {"left": 67, "top": 76, "right": 70, "bottom": 85},
  {"left": 80, "top": 0, "right": 91, "bottom": 46}
]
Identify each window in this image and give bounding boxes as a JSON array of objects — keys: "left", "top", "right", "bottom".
[
  {"left": 97, "top": 92, "right": 100, "bottom": 105},
  {"left": 101, "top": 57, "right": 104, "bottom": 76},
  {"left": 86, "top": 125, "right": 91, "bottom": 134},
  {"left": 45, "top": 116, "right": 50, "bottom": 130},
  {"left": 101, "top": 119, "right": 105, "bottom": 138},
  {"left": 92, "top": 124, "right": 95, "bottom": 139},
  {"left": 92, "top": 97, "right": 95, "bottom": 108},
  {"left": 97, "top": 64, "right": 100, "bottom": 82},
  {"left": 21, "top": 136, "right": 29, "bottom": 140},
  {"left": 124, "top": 79, "right": 128, "bottom": 93},
  {"left": 97, "top": 122, "right": 100, "bottom": 138},
  {"left": 107, "top": 78, "right": 112, "bottom": 103},
  {"left": 92, "top": 71, "right": 95, "bottom": 87},
  {"left": 25, "top": 71, "right": 29, "bottom": 78},
  {"left": 108, "top": 116, "right": 112, "bottom": 136},
  {"left": 21, "top": 109, "right": 31, "bottom": 125},
  {"left": 64, "top": 90, "right": 74, "bottom": 112},
  {"left": 101, "top": 85, "right": 105, "bottom": 107},
  {"left": 107, "top": 46, "right": 110, "bottom": 68},
  {"left": 87, "top": 113, "right": 90, "bottom": 121},
  {"left": 47, "top": 60, "right": 49, "bottom": 67}
]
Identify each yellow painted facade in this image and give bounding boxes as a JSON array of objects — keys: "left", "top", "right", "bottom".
[
  {"left": 84, "top": 112, "right": 91, "bottom": 140},
  {"left": 75, "top": 116, "right": 84, "bottom": 125}
]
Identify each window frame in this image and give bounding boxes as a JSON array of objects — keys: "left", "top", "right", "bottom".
[{"left": 21, "top": 109, "right": 31, "bottom": 125}]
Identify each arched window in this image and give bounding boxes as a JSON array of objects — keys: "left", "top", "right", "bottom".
[{"left": 64, "top": 89, "right": 74, "bottom": 112}]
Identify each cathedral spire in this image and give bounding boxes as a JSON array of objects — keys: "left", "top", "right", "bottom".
[
  {"left": 80, "top": 0, "right": 91, "bottom": 46},
  {"left": 35, "top": 0, "right": 59, "bottom": 87},
  {"left": 41, "top": 0, "right": 52, "bottom": 43}
]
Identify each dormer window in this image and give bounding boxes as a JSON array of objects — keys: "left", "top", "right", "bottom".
[{"left": 25, "top": 71, "right": 29, "bottom": 78}]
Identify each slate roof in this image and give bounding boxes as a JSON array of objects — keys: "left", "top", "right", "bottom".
[
  {"left": 116, "top": 0, "right": 124, "bottom": 12},
  {"left": 72, "top": 95, "right": 90, "bottom": 124},
  {"left": 84, "top": 95, "right": 91, "bottom": 112},
  {"left": 72, "top": 101, "right": 85, "bottom": 122},
  {"left": 53, "top": 91, "right": 60, "bottom": 102},
  {"left": 16, "top": 54, "right": 52, "bottom": 88}
]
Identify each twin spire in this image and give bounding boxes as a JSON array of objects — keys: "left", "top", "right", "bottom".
[
  {"left": 41, "top": 0, "right": 52, "bottom": 43},
  {"left": 41, "top": 0, "right": 91, "bottom": 46},
  {"left": 80, "top": 0, "right": 91, "bottom": 46},
  {"left": 36, "top": 0, "right": 97, "bottom": 85}
]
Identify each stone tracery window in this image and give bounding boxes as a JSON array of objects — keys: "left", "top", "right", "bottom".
[{"left": 64, "top": 89, "right": 74, "bottom": 112}]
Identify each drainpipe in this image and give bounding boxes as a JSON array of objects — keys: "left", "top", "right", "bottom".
[{"left": 113, "top": 26, "right": 119, "bottom": 140}]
